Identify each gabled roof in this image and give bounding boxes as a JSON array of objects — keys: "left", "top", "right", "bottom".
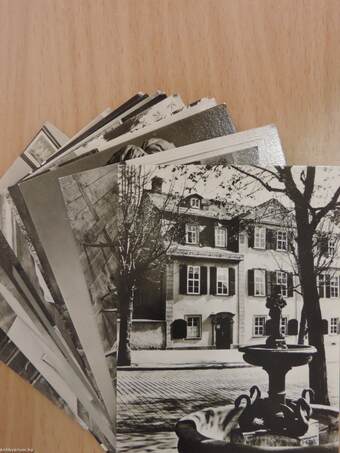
[{"left": 241, "top": 198, "right": 293, "bottom": 226}]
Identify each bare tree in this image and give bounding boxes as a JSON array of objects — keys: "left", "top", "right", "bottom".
[
  {"left": 225, "top": 166, "right": 340, "bottom": 404},
  {"left": 83, "top": 165, "right": 185, "bottom": 366}
]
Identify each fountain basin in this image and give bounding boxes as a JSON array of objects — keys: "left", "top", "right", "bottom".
[
  {"left": 239, "top": 344, "right": 317, "bottom": 369},
  {"left": 175, "top": 403, "right": 339, "bottom": 453}
]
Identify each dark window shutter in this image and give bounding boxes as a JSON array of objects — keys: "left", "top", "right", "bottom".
[
  {"left": 266, "top": 271, "right": 277, "bottom": 296},
  {"left": 200, "top": 223, "right": 213, "bottom": 247},
  {"left": 266, "top": 229, "right": 276, "bottom": 250},
  {"left": 288, "top": 231, "right": 295, "bottom": 252},
  {"left": 271, "top": 271, "right": 277, "bottom": 292},
  {"left": 322, "top": 319, "right": 329, "bottom": 335},
  {"left": 325, "top": 274, "right": 331, "bottom": 298},
  {"left": 179, "top": 264, "right": 187, "bottom": 294},
  {"left": 200, "top": 266, "right": 207, "bottom": 294},
  {"left": 265, "top": 270, "right": 270, "bottom": 296},
  {"left": 265, "top": 319, "right": 272, "bottom": 336},
  {"left": 227, "top": 219, "right": 239, "bottom": 252},
  {"left": 177, "top": 222, "right": 186, "bottom": 244},
  {"left": 287, "top": 273, "right": 294, "bottom": 297},
  {"left": 229, "top": 268, "right": 235, "bottom": 295},
  {"left": 248, "top": 225, "right": 254, "bottom": 248},
  {"left": 288, "top": 319, "right": 298, "bottom": 335},
  {"left": 210, "top": 267, "right": 217, "bottom": 295},
  {"left": 248, "top": 269, "right": 254, "bottom": 296},
  {"left": 319, "top": 236, "right": 329, "bottom": 257},
  {"left": 171, "top": 319, "right": 187, "bottom": 339},
  {"left": 319, "top": 275, "right": 324, "bottom": 298}
]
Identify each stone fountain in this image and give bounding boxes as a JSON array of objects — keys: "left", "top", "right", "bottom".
[{"left": 175, "top": 286, "right": 339, "bottom": 452}]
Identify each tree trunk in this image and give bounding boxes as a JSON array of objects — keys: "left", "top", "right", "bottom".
[
  {"left": 295, "top": 206, "right": 330, "bottom": 405},
  {"left": 117, "top": 284, "right": 134, "bottom": 366}
]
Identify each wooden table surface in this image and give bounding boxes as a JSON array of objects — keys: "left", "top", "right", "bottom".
[{"left": 0, "top": 0, "right": 339, "bottom": 451}]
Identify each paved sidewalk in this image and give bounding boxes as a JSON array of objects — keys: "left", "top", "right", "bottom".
[{"left": 119, "top": 348, "right": 248, "bottom": 370}]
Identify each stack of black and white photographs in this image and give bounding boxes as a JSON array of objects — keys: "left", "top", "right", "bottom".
[{"left": 0, "top": 91, "right": 338, "bottom": 453}]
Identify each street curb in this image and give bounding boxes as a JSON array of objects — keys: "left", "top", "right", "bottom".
[{"left": 117, "top": 362, "right": 252, "bottom": 371}]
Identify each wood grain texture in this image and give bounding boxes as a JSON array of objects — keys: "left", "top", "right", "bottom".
[
  {"left": 0, "top": 0, "right": 340, "bottom": 451},
  {"left": 0, "top": 363, "right": 101, "bottom": 452}
]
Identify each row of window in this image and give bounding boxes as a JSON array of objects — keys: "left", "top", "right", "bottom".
[
  {"left": 252, "top": 226, "right": 288, "bottom": 251},
  {"left": 172, "top": 315, "right": 340, "bottom": 341},
  {"left": 249, "top": 269, "right": 293, "bottom": 297},
  {"left": 179, "top": 265, "right": 235, "bottom": 296},
  {"left": 186, "top": 224, "right": 228, "bottom": 247},
  {"left": 185, "top": 223, "right": 338, "bottom": 256},
  {"left": 317, "top": 273, "right": 340, "bottom": 298},
  {"left": 253, "top": 316, "right": 339, "bottom": 337},
  {"left": 180, "top": 265, "right": 340, "bottom": 299}
]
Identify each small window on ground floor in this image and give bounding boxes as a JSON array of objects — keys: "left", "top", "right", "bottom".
[
  {"left": 330, "top": 317, "right": 339, "bottom": 335},
  {"left": 253, "top": 316, "right": 266, "bottom": 337},
  {"left": 281, "top": 316, "right": 288, "bottom": 335},
  {"left": 185, "top": 315, "right": 202, "bottom": 339}
]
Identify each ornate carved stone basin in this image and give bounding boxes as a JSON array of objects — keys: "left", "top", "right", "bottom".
[{"left": 175, "top": 403, "right": 339, "bottom": 453}]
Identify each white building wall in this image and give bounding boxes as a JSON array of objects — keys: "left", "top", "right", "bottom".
[
  {"left": 240, "top": 229, "right": 340, "bottom": 350},
  {"left": 168, "top": 259, "right": 239, "bottom": 348}
]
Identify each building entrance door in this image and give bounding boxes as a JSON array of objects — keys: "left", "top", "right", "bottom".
[{"left": 215, "top": 312, "right": 234, "bottom": 349}]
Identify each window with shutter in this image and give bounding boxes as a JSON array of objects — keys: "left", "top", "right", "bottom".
[
  {"left": 185, "top": 224, "right": 198, "bottom": 244},
  {"left": 330, "top": 276, "right": 339, "bottom": 298},
  {"left": 276, "top": 230, "right": 288, "bottom": 251},
  {"left": 215, "top": 227, "right": 227, "bottom": 248},
  {"left": 254, "top": 226, "right": 266, "bottom": 249},
  {"left": 276, "top": 271, "right": 288, "bottom": 297},
  {"left": 187, "top": 266, "right": 200, "bottom": 294},
  {"left": 254, "top": 269, "right": 266, "bottom": 296},
  {"left": 190, "top": 197, "right": 200, "bottom": 209},
  {"left": 317, "top": 273, "right": 325, "bottom": 298},
  {"left": 216, "top": 267, "right": 229, "bottom": 295}
]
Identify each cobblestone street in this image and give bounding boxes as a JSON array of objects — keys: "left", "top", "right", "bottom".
[{"left": 117, "top": 362, "right": 339, "bottom": 452}]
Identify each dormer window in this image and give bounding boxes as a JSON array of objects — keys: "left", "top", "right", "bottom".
[
  {"left": 185, "top": 224, "right": 199, "bottom": 244},
  {"left": 190, "top": 197, "right": 200, "bottom": 209},
  {"left": 328, "top": 238, "right": 336, "bottom": 256}
]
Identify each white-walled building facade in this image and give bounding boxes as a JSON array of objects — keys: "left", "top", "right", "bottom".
[{"left": 131, "top": 187, "right": 340, "bottom": 354}]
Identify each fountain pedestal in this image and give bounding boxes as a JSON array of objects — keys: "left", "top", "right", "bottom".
[{"left": 175, "top": 285, "right": 338, "bottom": 452}]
